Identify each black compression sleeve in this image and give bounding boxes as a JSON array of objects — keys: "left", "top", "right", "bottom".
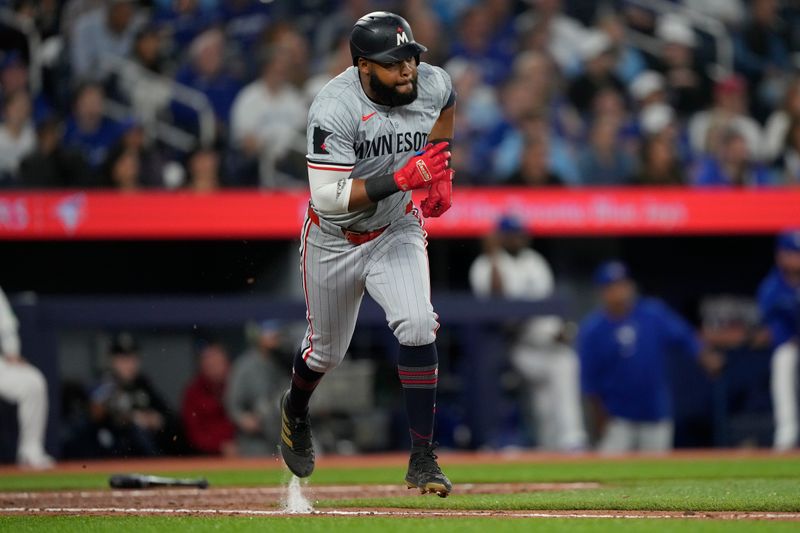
[
  {"left": 364, "top": 173, "right": 399, "bottom": 203},
  {"left": 428, "top": 137, "right": 452, "bottom": 147}
]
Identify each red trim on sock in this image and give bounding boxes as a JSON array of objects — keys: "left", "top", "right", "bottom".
[
  {"left": 398, "top": 369, "right": 438, "bottom": 376},
  {"left": 400, "top": 378, "right": 438, "bottom": 385},
  {"left": 292, "top": 372, "right": 321, "bottom": 392},
  {"left": 410, "top": 429, "right": 433, "bottom": 440}
]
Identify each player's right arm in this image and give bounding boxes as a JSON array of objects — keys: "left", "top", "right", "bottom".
[{"left": 307, "top": 97, "right": 450, "bottom": 215}]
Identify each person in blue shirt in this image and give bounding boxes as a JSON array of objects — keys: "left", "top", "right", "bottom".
[
  {"left": 447, "top": 4, "right": 516, "bottom": 87},
  {"left": 171, "top": 27, "right": 242, "bottom": 137},
  {"left": 152, "top": 0, "right": 221, "bottom": 52},
  {"left": 63, "top": 83, "right": 125, "bottom": 170},
  {"left": 692, "top": 127, "right": 774, "bottom": 187},
  {"left": 577, "top": 261, "right": 722, "bottom": 453},
  {"left": 218, "top": 0, "right": 273, "bottom": 58},
  {"left": 755, "top": 230, "right": 800, "bottom": 450}
]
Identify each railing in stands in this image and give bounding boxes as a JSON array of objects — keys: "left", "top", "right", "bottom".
[
  {"left": 625, "top": 0, "right": 734, "bottom": 77},
  {"left": 99, "top": 55, "right": 216, "bottom": 151},
  {"left": 0, "top": 7, "right": 216, "bottom": 153},
  {"left": 0, "top": 7, "right": 42, "bottom": 93}
]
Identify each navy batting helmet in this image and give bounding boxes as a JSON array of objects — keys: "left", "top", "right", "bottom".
[{"left": 350, "top": 11, "right": 428, "bottom": 67}]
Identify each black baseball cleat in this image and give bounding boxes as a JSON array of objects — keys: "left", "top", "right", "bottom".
[
  {"left": 405, "top": 442, "right": 452, "bottom": 497},
  {"left": 279, "top": 390, "right": 315, "bottom": 478}
]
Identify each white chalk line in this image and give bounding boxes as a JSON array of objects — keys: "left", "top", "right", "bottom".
[{"left": 1, "top": 507, "right": 799, "bottom": 521}]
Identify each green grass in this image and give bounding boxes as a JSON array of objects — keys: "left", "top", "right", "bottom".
[
  {"left": 308, "top": 458, "right": 800, "bottom": 513},
  {"left": 325, "top": 478, "right": 800, "bottom": 512},
  {"left": 1, "top": 516, "right": 798, "bottom": 533},
  {"left": 1, "top": 456, "right": 798, "bottom": 530},
  {"left": 2, "top": 456, "right": 798, "bottom": 492}
]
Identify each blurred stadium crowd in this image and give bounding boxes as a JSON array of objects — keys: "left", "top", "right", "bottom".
[
  {"left": 1, "top": 1, "right": 799, "bottom": 466},
  {"left": 3, "top": 0, "right": 800, "bottom": 189}
]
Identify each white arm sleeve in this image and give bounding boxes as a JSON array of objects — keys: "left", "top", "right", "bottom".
[
  {"left": 469, "top": 255, "right": 493, "bottom": 297},
  {"left": 306, "top": 96, "right": 358, "bottom": 214},
  {"left": 230, "top": 86, "right": 259, "bottom": 145},
  {"left": 307, "top": 163, "right": 354, "bottom": 215},
  {"left": 0, "top": 287, "right": 21, "bottom": 357},
  {"left": 520, "top": 251, "right": 555, "bottom": 300}
]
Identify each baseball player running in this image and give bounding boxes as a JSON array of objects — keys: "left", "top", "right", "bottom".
[{"left": 279, "top": 12, "right": 455, "bottom": 497}]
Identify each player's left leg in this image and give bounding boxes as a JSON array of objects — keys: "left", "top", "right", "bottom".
[
  {"left": 365, "top": 215, "right": 451, "bottom": 497},
  {"left": 512, "top": 344, "right": 586, "bottom": 451},
  {"left": 281, "top": 219, "right": 367, "bottom": 477},
  {"left": 511, "top": 345, "right": 556, "bottom": 448},
  {"left": 546, "top": 345, "right": 588, "bottom": 451},
  {"left": 637, "top": 420, "right": 674, "bottom": 453},
  {"left": 598, "top": 418, "right": 636, "bottom": 454},
  {"left": 0, "top": 359, "right": 52, "bottom": 469},
  {"left": 771, "top": 341, "right": 799, "bottom": 450}
]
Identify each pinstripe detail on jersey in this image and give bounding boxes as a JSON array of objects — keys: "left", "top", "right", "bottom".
[
  {"left": 299, "top": 213, "right": 437, "bottom": 371},
  {"left": 300, "top": 218, "right": 314, "bottom": 362},
  {"left": 299, "top": 215, "right": 312, "bottom": 254},
  {"left": 306, "top": 63, "right": 450, "bottom": 232},
  {"left": 413, "top": 208, "right": 440, "bottom": 336}
]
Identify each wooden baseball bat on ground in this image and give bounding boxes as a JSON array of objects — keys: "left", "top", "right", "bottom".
[{"left": 109, "top": 473, "right": 209, "bottom": 489}]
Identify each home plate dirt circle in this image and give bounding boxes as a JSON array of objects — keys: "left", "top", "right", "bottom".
[{"left": 1, "top": 483, "right": 799, "bottom": 521}]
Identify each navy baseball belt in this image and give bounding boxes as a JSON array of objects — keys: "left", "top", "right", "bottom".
[{"left": 307, "top": 202, "right": 413, "bottom": 246}]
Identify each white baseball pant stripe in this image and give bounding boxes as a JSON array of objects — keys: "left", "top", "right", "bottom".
[
  {"left": 299, "top": 209, "right": 439, "bottom": 373},
  {"left": 772, "top": 341, "right": 799, "bottom": 451},
  {"left": 599, "top": 418, "right": 673, "bottom": 453},
  {"left": 0, "top": 358, "right": 49, "bottom": 460},
  {"left": 511, "top": 345, "right": 587, "bottom": 451}
]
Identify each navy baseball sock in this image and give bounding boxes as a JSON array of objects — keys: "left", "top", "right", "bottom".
[
  {"left": 287, "top": 350, "right": 324, "bottom": 417},
  {"left": 398, "top": 343, "right": 438, "bottom": 448}
]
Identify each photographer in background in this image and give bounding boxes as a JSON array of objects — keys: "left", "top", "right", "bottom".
[
  {"left": 88, "top": 333, "right": 176, "bottom": 457},
  {"left": 226, "top": 320, "right": 284, "bottom": 456}
]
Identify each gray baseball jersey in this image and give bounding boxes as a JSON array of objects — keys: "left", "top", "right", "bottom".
[
  {"left": 298, "top": 62, "right": 453, "bottom": 373},
  {"left": 306, "top": 62, "right": 453, "bottom": 232}
]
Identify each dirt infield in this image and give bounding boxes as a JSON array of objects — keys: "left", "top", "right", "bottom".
[
  {"left": 0, "top": 482, "right": 595, "bottom": 511},
  {"left": 2, "top": 451, "right": 800, "bottom": 522},
  {"left": 1, "top": 484, "right": 799, "bottom": 521}
]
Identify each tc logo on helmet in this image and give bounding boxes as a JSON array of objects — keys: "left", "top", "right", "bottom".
[{"left": 396, "top": 30, "right": 409, "bottom": 46}]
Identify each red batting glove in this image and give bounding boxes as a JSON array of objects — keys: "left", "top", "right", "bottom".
[
  {"left": 421, "top": 169, "right": 454, "bottom": 218},
  {"left": 393, "top": 142, "right": 451, "bottom": 191}
]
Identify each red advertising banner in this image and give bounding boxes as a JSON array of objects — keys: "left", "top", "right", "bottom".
[{"left": 0, "top": 188, "right": 798, "bottom": 240}]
